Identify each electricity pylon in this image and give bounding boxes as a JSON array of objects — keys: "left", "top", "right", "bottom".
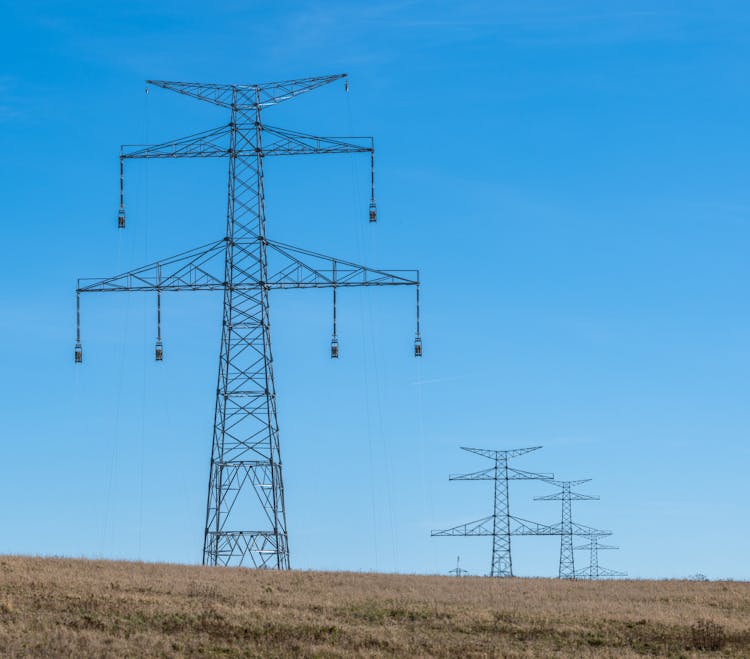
[
  {"left": 574, "top": 533, "right": 626, "bottom": 579},
  {"left": 74, "top": 74, "right": 422, "bottom": 569},
  {"left": 448, "top": 556, "right": 469, "bottom": 577},
  {"left": 431, "top": 447, "right": 554, "bottom": 577},
  {"left": 534, "top": 479, "right": 600, "bottom": 579}
]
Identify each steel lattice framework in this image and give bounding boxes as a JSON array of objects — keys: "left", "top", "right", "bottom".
[
  {"left": 448, "top": 556, "right": 469, "bottom": 577},
  {"left": 534, "top": 479, "right": 601, "bottom": 579},
  {"left": 75, "top": 74, "right": 422, "bottom": 569},
  {"left": 431, "top": 447, "right": 554, "bottom": 577},
  {"left": 574, "top": 532, "right": 626, "bottom": 580}
]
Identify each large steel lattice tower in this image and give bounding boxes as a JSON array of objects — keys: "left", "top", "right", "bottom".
[{"left": 75, "top": 74, "right": 421, "bottom": 569}]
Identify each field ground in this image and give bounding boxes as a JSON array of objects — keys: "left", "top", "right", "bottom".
[{"left": 0, "top": 556, "right": 748, "bottom": 657}]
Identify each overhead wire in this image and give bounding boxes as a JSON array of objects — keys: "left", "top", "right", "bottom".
[
  {"left": 346, "top": 82, "right": 380, "bottom": 570},
  {"left": 100, "top": 130, "right": 134, "bottom": 556},
  {"left": 415, "top": 356, "right": 438, "bottom": 569},
  {"left": 138, "top": 83, "right": 151, "bottom": 560},
  {"left": 346, "top": 80, "right": 399, "bottom": 572}
]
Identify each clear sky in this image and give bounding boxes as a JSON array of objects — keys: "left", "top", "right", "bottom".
[{"left": 1, "top": 1, "right": 748, "bottom": 579}]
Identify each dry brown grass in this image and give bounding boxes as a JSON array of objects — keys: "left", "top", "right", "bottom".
[{"left": 0, "top": 556, "right": 748, "bottom": 657}]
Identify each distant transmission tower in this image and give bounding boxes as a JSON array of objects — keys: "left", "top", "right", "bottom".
[
  {"left": 574, "top": 533, "right": 626, "bottom": 579},
  {"left": 534, "top": 479, "right": 602, "bottom": 579},
  {"left": 75, "top": 74, "right": 422, "bottom": 569},
  {"left": 431, "top": 447, "right": 554, "bottom": 577},
  {"left": 448, "top": 556, "right": 468, "bottom": 577}
]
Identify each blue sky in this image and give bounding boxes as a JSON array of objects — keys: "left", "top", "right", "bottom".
[{"left": 1, "top": 0, "right": 749, "bottom": 579}]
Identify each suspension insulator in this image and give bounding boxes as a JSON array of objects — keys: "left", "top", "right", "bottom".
[
  {"left": 117, "top": 209, "right": 126, "bottom": 229},
  {"left": 74, "top": 342, "right": 83, "bottom": 363},
  {"left": 155, "top": 340, "right": 164, "bottom": 362},
  {"left": 414, "top": 335, "right": 422, "bottom": 357},
  {"left": 368, "top": 200, "right": 377, "bottom": 223},
  {"left": 330, "top": 336, "right": 339, "bottom": 359}
]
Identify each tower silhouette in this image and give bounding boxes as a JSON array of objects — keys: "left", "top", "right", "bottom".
[
  {"left": 75, "top": 75, "right": 421, "bottom": 568},
  {"left": 431, "top": 447, "right": 553, "bottom": 576},
  {"left": 534, "top": 479, "right": 601, "bottom": 579}
]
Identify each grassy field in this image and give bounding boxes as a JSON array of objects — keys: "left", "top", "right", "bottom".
[{"left": 0, "top": 556, "right": 748, "bottom": 657}]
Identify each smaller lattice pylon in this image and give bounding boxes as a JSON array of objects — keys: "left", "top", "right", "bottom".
[
  {"left": 432, "top": 446, "right": 554, "bottom": 577},
  {"left": 574, "top": 533, "right": 626, "bottom": 579},
  {"left": 448, "top": 556, "right": 469, "bottom": 577},
  {"left": 534, "top": 479, "right": 599, "bottom": 579}
]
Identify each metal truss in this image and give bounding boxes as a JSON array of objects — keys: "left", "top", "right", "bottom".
[
  {"left": 76, "top": 74, "right": 421, "bottom": 570},
  {"left": 77, "top": 239, "right": 418, "bottom": 293},
  {"left": 431, "top": 447, "right": 553, "bottom": 577},
  {"left": 534, "top": 479, "right": 601, "bottom": 579},
  {"left": 448, "top": 556, "right": 469, "bottom": 577},
  {"left": 146, "top": 75, "right": 347, "bottom": 109},
  {"left": 574, "top": 533, "right": 626, "bottom": 579}
]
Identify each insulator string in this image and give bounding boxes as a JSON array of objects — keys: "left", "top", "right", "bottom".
[
  {"left": 330, "top": 261, "right": 339, "bottom": 358},
  {"left": 416, "top": 284, "right": 421, "bottom": 337},
  {"left": 368, "top": 141, "right": 377, "bottom": 223},
  {"left": 118, "top": 152, "right": 126, "bottom": 228},
  {"left": 119, "top": 155, "right": 124, "bottom": 210},
  {"left": 76, "top": 292, "right": 81, "bottom": 343},
  {"left": 333, "top": 288, "right": 337, "bottom": 337},
  {"left": 155, "top": 264, "right": 163, "bottom": 361},
  {"left": 74, "top": 291, "right": 83, "bottom": 362},
  {"left": 370, "top": 142, "right": 375, "bottom": 203},
  {"left": 157, "top": 290, "right": 161, "bottom": 341}
]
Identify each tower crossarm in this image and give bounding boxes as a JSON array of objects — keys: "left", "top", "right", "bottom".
[
  {"left": 547, "top": 478, "right": 591, "bottom": 488},
  {"left": 118, "top": 125, "right": 373, "bottom": 160},
  {"left": 509, "top": 515, "right": 560, "bottom": 536},
  {"left": 507, "top": 467, "right": 555, "bottom": 480},
  {"left": 75, "top": 236, "right": 421, "bottom": 364},
  {"left": 571, "top": 523, "right": 611, "bottom": 537},
  {"left": 260, "top": 125, "right": 373, "bottom": 157},
  {"left": 575, "top": 565, "right": 627, "bottom": 578},
  {"left": 594, "top": 566, "right": 627, "bottom": 578},
  {"left": 448, "top": 467, "right": 495, "bottom": 480},
  {"left": 264, "top": 239, "right": 418, "bottom": 288},
  {"left": 447, "top": 466, "right": 553, "bottom": 481},
  {"left": 574, "top": 542, "right": 618, "bottom": 550},
  {"left": 121, "top": 125, "right": 232, "bottom": 160},
  {"left": 146, "top": 74, "right": 347, "bottom": 109},
  {"left": 573, "top": 529, "right": 613, "bottom": 542},
  {"left": 431, "top": 516, "right": 494, "bottom": 537},
  {"left": 534, "top": 478, "right": 598, "bottom": 501},
  {"left": 534, "top": 492, "right": 599, "bottom": 501},
  {"left": 75, "top": 238, "right": 419, "bottom": 294},
  {"left": 460, "top": 446, "right": 542, "bottom": 461},
  {"left": 77, "top": 240, "right": 226, "bottom": 293}
]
